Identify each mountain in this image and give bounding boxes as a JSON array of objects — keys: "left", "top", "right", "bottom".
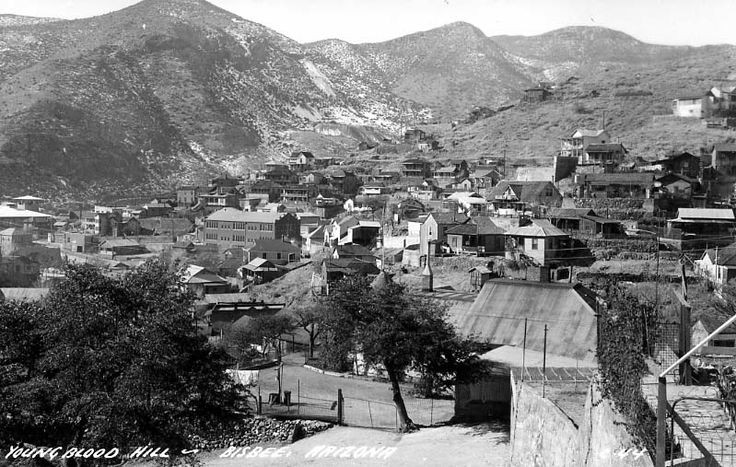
[
  {"left": 0, "top": 0, "right": 421, "bottom": 198},
  {"left": 490, "top": 26, "right": 700, "bottom": 81},
  {"left": 0, "top": 0, "right": 734, "bottom": 198}
]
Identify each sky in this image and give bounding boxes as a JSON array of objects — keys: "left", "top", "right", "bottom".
[{"left": 2, "top": 0, "right": 735, "bottom": 46}]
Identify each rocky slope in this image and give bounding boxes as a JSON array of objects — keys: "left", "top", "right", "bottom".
[{"left": 0, "top": 0, "right": 733, "bottom": 197}]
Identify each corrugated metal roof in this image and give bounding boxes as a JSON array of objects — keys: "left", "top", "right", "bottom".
[
  {"left": 453, "top": 279, "right": 597, "bottom": 361},
  {"left": 676, "top": 208, "right": 735, "bottom": 221},
  {"left": 207, "top": 208, "right": 285, "bottom": 223}
]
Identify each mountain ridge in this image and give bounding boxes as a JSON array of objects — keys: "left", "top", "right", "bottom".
[{"left": 0, "top": 0, "right": 734, "bottom": 198}]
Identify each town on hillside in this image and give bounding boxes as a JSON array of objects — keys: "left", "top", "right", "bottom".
[{"left": 2, "top": 4, "right": 736, "bottom": 463}]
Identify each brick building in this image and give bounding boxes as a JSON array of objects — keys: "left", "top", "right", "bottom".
[{"left": 203, "top": 208, "right": 301, "bottom": 248}]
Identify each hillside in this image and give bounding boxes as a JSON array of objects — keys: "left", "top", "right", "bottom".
[
  {"left": 0, "top": 0, "right": 735, "bottom": 198},
  {"left": 425, "top": 43, "right": 736, "bottom": 168}
]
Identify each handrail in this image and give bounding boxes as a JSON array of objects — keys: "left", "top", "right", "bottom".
[{"left": 659, "top": 312, "right": 736, "bottom": 378}]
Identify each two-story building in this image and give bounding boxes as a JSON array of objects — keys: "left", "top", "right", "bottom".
[
  {"left": 288, "top": 151, "right": 315, "bottom": 172},
  {"left": 204, "top": 208, "right": 301, "bottom": 248},
  {"left": 560, "top": 129, "right": 610, "bottom": 160},
  {"left": 401, "top": 158, "right": 432, "bottom": 178}
]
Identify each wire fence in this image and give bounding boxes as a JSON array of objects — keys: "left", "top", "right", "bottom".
[{"left": 342, "top": 395, "right": 454, "bottom": 430}]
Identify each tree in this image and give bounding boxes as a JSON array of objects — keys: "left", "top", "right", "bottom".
[
  {"left": 290, "top": 302, "right": 323, "bottom": 359},
  {"left": 0, "top": 259, "right": 244, "bottom": 455},
  {"left": 324, "top": 276, "right": 485, "bottom": 432}
]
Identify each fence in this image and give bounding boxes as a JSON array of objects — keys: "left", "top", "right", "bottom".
[
  {"left": 342, "top": 395, "right": 454, "bottom": 431},
  {"left": 255, "top": 380, "right": 341, "bottom": 424}
]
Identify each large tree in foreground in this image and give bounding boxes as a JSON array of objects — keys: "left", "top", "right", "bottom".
[
  {"left": 323, "top": 275, "right": 486, "bottom": 432},
  {"left": 0, "top": 260, "right": 244, "bottom": 453}
]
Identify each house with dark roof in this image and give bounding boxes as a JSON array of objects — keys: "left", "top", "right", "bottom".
[
  {"left": 321, "top": 258, "right": 380, "bottom": 292},
  {"left": 574, "top": 172, "right": 654, "bottom": 199},
  {"left": 207, "top": 300, "right": 284, "bottom": 337},
  {"left": 579, "top": 215, "right": 624, "bottom": 238},
  {"left": 648, "top": 151, "right": 701, "bottom": 178},
  {"left": 288, "top": 151, "right": 315, "bottom": 172},
  {"left": 488, "top": 180, "right": 562, "bottom": 213},
  {"left": 98, "top": 238, "right": 149, "bottom": 257},
  {"left": 709, "top": 143, "right": 736, "bottom": 177},
  {"left": 452, "top": 278, "right": 598, "bottom": 362},
  {"left": 446, "top": 217, "right": 506, "bottom": 256},
  {"left": 332, "top": 244, "right": 377, "bottom": 265},
  {"left": 580, "top": 143, "right": 627, "bottom": 165},
  {"left": 695, "top": 243, "right": 736, "bottom": 287},
  {"left": 547, "top": 208, "right": 596, "bottom": 232},
  {"left": 656, "top": 173, "right": 699, "bottom": 198},
  {"left": 401, "top": 158, "right": 432, "bottom": 178}
]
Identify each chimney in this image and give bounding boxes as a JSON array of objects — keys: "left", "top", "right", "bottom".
[
  {"left": 527, "top": 266, "right": 550, "bottom": 283},
  {"left": 422, "top": 241, "right": 434, "bottom": 292}
]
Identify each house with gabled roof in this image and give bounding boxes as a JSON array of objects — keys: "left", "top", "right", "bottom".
[
  {"left": 560, "top": 128, "right": 610, "bottom": 159},
  {"left": 453, "top": 278, "right": 598, "bottom": 362},
  {"left": 695, "top": 243, "right": 736, "bottom": 288},
  {"left": 574, "top": 172, "right": 654, "bottom": 199},
  {"left": 419, "top": 212, "right": 470, "bottom": 257},
  {"left": 244, "top": 238, "right": 301, "bottom": 265},
  {"left": 505, "top": 219, "right": 572, "bottom": 266},
  {"left": 488, "top": 180, "right": 562, "bottom": 213},
  {"left": 180, "top": 264, "right": 230, "bottom": 298},
  {"left": 240, "top": 257, "right": 284, "bottom": 285},
  {"left": 446, "top": 217, "right": 506, "bottom": 256}
]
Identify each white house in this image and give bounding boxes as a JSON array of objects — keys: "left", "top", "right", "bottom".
[{"left": 694, "top": 244, "right": 736, "bottom": 287}]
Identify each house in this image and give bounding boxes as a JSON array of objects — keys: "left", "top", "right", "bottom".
[
  {"left": 666, "top": 208, "right": 736, "bottom": 250},
  {"left": 453, "top": 278, "right": 598, "bottom": 362},
  {"left": 299, "top": 172, "right": 325, "bottom": 185},
  {"left": 419, "top": 212, "right": 470, "bottom": 257},
  {"left": 180, "top": 265, "right": 230, "bottom": 298},
  {"left": 445, "top": 192, "right": 488, "bottom": 216},
  {"left": 0, "top": 255, "right": 40, "bottom": 287},
  {"left": 560, "top": 129, "right": 611, "bottom": 160},
  {"left": 433, "top": 165, "right": 457, "bottom": 184},
  {"left": 332, "top": 244, "right": 377, "bottom": 265},
  {"left": 709, "top": 143, "right": 736, "bottom": 177},
  {"left": 198, "top": 191, "right": 241, "bottom": 216},
  {"left": 249, "top": 180, "right": 284, "bottom": 202},
  {"left": 488, "top": 181, "right": 562, "bottom": 213},
  {"left": 265, "top": 166, "right": 299, "bottom": 185},
  {"left": 404, "top": 128, "right": 426, "bottom": 143},
  {"left": 579, "top": 143, "right": 627, "bottom": 166},
  {"left": 574, "top": 173, "right": 654, "bottom": 199},
  {"left": 240, "top": 258, "right": 284, "bottom": 285},
  {"left": 401, "top": 158, "right": 432, "bottom": 178},
  {"left": 203, "top": 208, "right": 301, "bottom": 248},
  {"left": 288, "top": 151, "right": 315, "bottom": 172},
  {"left": 321, "top": 258, "right": 380, "bottom": 292},
  {"left": 0, "top": 205, "right": 54, "bottom": 230},
  {"left": 692, "top": 315, "right": 736, "bottom": 353},
  {"left": 12, "top": 195, "right": 44, "bottom": 211},
  {"left": 522, "top": 87, "right": 551, "bottom": 103},
  {"left": 579, "top": 215, "right": 624, "bottom": 238},
  {"left": 695, "top": 245, "right": 736, "bottom": 288},
  {"left": 208, "top": 300, "right": 284, "bottom": 337},
  {"left": 282, "top": 184, "right": 319, "bottom": 203},
  {"left": 470, "top": 169, "right": 503, "bottom": 192},
  {"left": 244, "top": 238, "right": 301, "bottom": 265},
  {"left": 547, "top": 208, "right": 596, "bottom": 232},
  {"left": 109, "top": 217, "right": 143, "bottom": 237},
  {"left": 0, "top": 227, "right": 32, "bottom": 256},
  {"left": 176, "top": 186, "right": 200, "bottom": 208},
  {"left": 397, "top": 198, "right": 427, "bottom": 221},
  {"left": 446, "top": 217, "right": 506, "bottom": 256},
  {"left": 446, "top": 178, "right": 474, "bottom": 192},
  {"left": 60, "top": 232, "right": 96, "bottom": 253},
  {"left": 505, "top": 219, "right": 572, "bottom": 266},
  {"left": 326, "top": 216, "right": 381, "bottom": 247},
  {"left": 651, "top": 151, "right": 701, "bottom": 178},
  {"left": 672, "top": 94, "right": 709, "bottom": 118},
  {"left": 656, "top": 173, "right": 699, "bottom": 198},
  {"left": 98, "top": 239, "right": 149, "bottom": 257}
]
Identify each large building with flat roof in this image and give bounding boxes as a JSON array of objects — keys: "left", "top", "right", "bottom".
[{"left": 203, "top": 208, "right": 300, "bottom": 248}]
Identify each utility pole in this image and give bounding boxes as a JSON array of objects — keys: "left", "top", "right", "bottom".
[{"left": 542, "top": 324, "right": 548, "bottom": 398}]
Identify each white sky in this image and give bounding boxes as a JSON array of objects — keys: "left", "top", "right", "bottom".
[{"left": 2, "top": 0, "right": 735, "bottom": 46}]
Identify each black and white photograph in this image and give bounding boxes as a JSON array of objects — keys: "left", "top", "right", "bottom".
[{"left": 0, "top": 0, "right": 735, "bottom": 465}]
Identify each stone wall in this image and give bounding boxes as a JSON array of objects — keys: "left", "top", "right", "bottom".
[
  {"left": 510, "top": 374, "right": 654, "bottom": 467},
  {"left": 509, "top": 375, "right": 579, "bottom": 466}
]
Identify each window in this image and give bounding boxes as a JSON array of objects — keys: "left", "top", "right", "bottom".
[
  {"left": 531, "top": 238, "right": 539, "bottom": 250},
  {"left": 262, "top": 253, "right": 267, "bottom": 259},
  {"left": 713, "top": 339, "right": 735, "bottom": 347},
  {"left": 277, "top": 253, "right": 282, "bottom": 260}
]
